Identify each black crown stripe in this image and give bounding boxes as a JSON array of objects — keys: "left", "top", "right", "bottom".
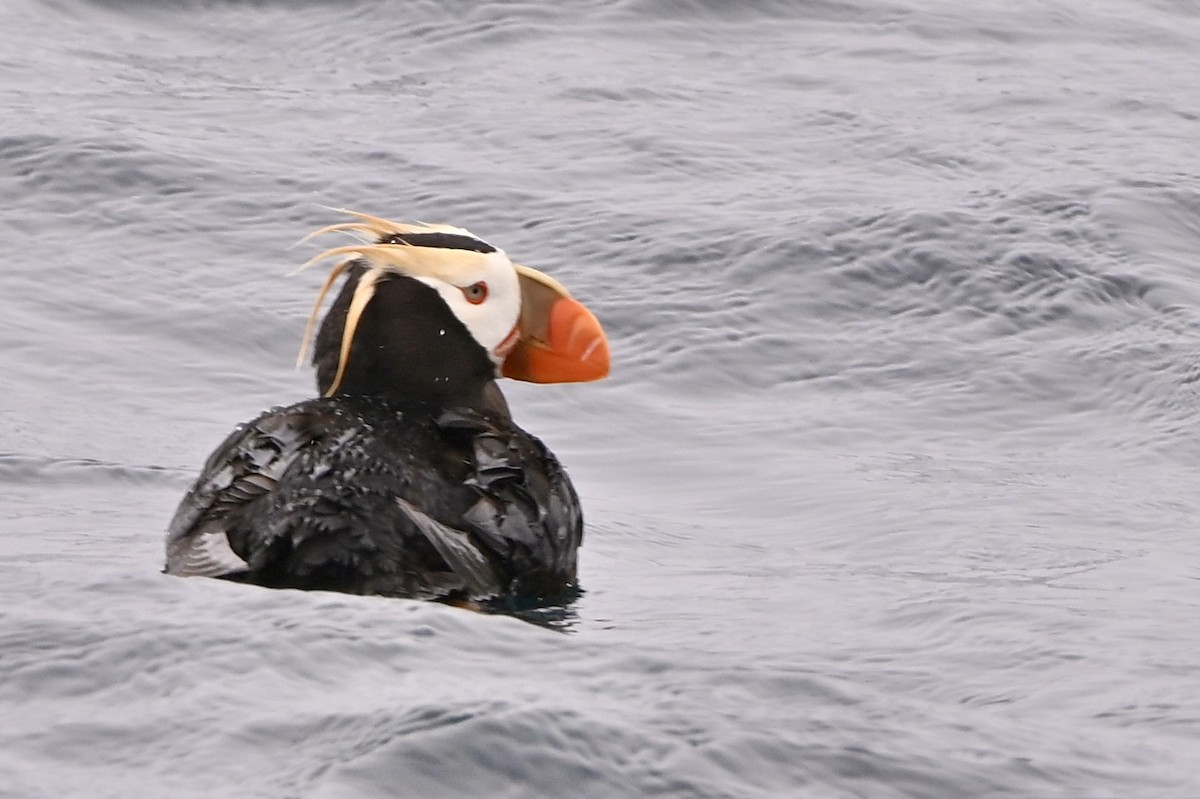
[{"left": 379, "top": 232, "right": 496, "bottom": 254}]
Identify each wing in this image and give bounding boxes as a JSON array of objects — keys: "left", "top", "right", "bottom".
[
  {"left": 394, "top": 497, "right": 503, "bottom": 597},
  {"left": 164, "top": 404, "right": 323, "bottom": 578},
  {"left": 438, "top": 409, "right": 584, "bottom": 598}
]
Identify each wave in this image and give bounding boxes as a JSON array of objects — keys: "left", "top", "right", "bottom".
[{"left": 0, "top": 453, "right": 189, "bottom": 487}]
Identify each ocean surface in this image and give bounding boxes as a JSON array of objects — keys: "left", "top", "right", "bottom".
[{"left": 3, "top": 0, "right": 1200, "bottom": 796}]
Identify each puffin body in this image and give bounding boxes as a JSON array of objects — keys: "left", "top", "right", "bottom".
[{"left": 164, "top": 212, "right": 609, "bottom": 603}]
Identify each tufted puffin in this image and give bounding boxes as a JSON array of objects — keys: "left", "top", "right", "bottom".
[{"left": 164, "top": 210, "right": 609, "bottom": 603}]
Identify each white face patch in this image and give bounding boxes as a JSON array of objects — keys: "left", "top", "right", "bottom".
[{"left": 413, "top": 249, "right": 521, "bottom": 369}]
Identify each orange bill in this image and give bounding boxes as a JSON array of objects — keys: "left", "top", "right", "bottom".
[{"left": 501, "top": 266, "right": 610, "bottom": 383}]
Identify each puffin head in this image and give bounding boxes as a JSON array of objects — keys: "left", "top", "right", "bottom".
[{"left": 297, "top": 210, "right": 609, "bottom": 406}]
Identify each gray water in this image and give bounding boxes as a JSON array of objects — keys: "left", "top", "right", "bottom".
[{"left": 3, "top": 0, "right": 1200, "bottom": 796}]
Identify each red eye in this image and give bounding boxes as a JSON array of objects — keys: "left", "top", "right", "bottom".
[{"left": 462, "top": 281, "right": 488, "bottom": 304}]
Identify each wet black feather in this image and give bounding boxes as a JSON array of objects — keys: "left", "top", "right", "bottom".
[{"left": 166, "top": 396, "right": 582, "bottom": 600}]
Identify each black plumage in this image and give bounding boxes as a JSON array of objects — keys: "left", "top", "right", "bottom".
[{"left": 165, "top": 259, "right": 585, "bottom": 603}]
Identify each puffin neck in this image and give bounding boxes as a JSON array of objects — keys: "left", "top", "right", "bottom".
[{"left": 312, "top": 266, "right": 508, "bottom": 415}]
